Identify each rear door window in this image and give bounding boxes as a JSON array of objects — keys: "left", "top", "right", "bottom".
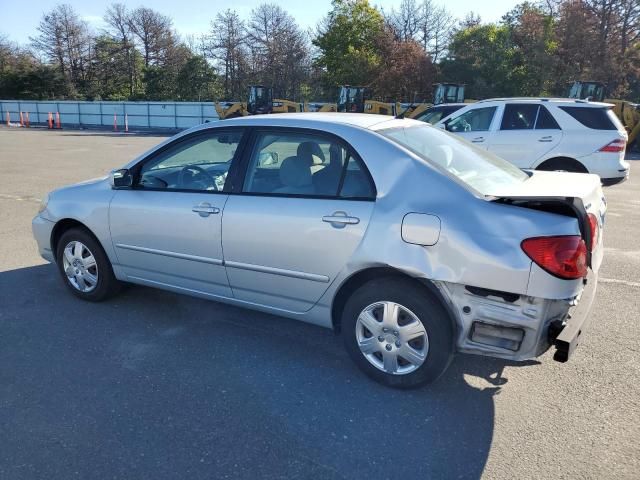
[
  {"left": 242, "top": 130, "right": 375, "bottom": 199},
  {"left": 535, "top": 106, "right": 561, "bottom": 129},
  {"left": 500, "top": 104, "right": 539, "bottom": 130},
  {"left": 559, "top": 107, "right": 618, "bottom": 130}
]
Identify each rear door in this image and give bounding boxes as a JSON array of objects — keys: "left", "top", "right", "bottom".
[
  {"left": 444, "top": 104, "right": 500, "bottom": 148},
  {"left": 221, "top": 128, "right": 376, "bottom": 312},
  {"left": 488, "top": 103, "right": 563, "bottom": 167}
]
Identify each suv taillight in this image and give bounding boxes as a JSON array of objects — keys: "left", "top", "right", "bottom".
[
  {"left": 521, "top": 236, "right": 587, "bottom": 279},
  {"left": 587, "top": 213, "right": 599, "bottom": 251},
  {"left": 599, "top": 139, "right": 626, "bottom": 152}
]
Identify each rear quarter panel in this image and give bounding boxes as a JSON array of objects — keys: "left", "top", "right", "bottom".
[{"left": 315, "top": 132, "right": 585, "bottom": 307}]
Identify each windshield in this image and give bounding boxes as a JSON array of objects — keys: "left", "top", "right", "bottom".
[
  {"left": 417, "top": 105, "right": 464, "bottom": 124},
  {"left": 379, "top": 124, "right": 529, "bottom": 195}
]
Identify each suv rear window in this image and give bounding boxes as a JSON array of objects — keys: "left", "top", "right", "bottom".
[{"left": 559, "top": 106, "right": 618, "bottom": 130}]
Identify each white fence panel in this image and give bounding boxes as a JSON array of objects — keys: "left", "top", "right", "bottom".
[{"left": 0, "top": 100, "right": 221, "bottom": 129}]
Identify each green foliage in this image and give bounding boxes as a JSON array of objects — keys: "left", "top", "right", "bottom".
[
  {"left": 2, "top": 1, "right": 640, "bottom": 103},
  {"left": 175, "top": 56, "right": 221, "bottom": 101},
  {"left": 313, "top": 0, "right": 385, "bottom": 87},
  {"left": 440, "top": 24, "right": 519, "bottom": 98}
]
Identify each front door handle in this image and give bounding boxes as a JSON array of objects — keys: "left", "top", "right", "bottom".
[
  {"left": 322, "top": 211, "right": 360, "bottom": 229},
  {"left": 192, "top": 202, "right": 220, "bottom": 217},
  {"left": 538, "top": 136, "right": 554, "bottom": 142},
  {"left": 471, "top": 136, "right": 485, "bottom": 143}
]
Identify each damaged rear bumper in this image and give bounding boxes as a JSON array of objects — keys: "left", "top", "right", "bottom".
[
  {"left": 549, "top": 270, "right": 598, "bottom": 362},
  {"left": 436, "top": 271, "right": 598, "bottom": 362}
]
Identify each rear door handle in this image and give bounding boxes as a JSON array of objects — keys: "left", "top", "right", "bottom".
[
  {"left": 471, "top": 136, "right": 485, "bottom": 143},
  {"left": 538, "top": 136, "right": 554, "bottom": 142},
  {"left": 322, "top": 211, "right": 360, "bottom": 228},
  {"left": 192, "top": 202, "right": 220, "bottom": 217}
]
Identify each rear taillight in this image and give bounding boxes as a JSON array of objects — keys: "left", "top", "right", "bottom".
[
  {"left": 587, "top": 213, "right": 599, "bottom": 251},
  {"left": 599, "top": 139, "right": 626, "bottom": 153},
  {"left": 521, "top": 236, "right": 587, "bottom": 279}
]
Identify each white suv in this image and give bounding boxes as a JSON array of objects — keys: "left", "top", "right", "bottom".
[{"left": 435, "top": 98, "right": 630, "bottom": 185}]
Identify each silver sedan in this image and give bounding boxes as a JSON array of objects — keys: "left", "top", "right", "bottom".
[{"left": 33, "top": 113, "right": 605, "bottom": 388}]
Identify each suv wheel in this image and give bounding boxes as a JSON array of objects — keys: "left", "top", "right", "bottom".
[
  {"left": 341, "top": 277, "right": 454, "bottom": 388},
  {"left": 536, "top": 158, "right": 587, "bottom": 173},
  {"left": 55, "top": 228, "right": 122, "bottom": 301}
]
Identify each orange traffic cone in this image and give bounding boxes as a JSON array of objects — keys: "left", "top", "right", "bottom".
[
  {"left": 47, "top": 112, "right": 53, "bottom": 129},
  {"left": 113, "top": 112, "right": 118, "bottom": 132},
  {"left": 55, "top": 111, "right": 61, "bottom": 129},
  {"left": 25, "top": 112, "right": 30, "bottom": 127},
  {"left": 19, "top": 111, "right": 24, "bottom": 127},
  {"left": 124, "top": 113, "right": 129, "bottom": 133}
]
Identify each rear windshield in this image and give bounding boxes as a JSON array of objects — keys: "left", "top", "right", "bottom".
[
  {"left": 559, "top": 106, "right": 620, "bottom": 130},
  {"left": 379, "top": 124, "right": 529, "bottom": 195}
]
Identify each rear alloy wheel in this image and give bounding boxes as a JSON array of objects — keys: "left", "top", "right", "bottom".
[
  {"left": 355, "top": 301, "right": 429, "bottom": 375},
  {"left": 342, "top": 277, "right": 453, "bottom": 388},
  {"left": 56, "top": 228, "right": 121, "bottom": 301},
  {"left": 536, "top": 158, "right": 587, "bottom": 174}
]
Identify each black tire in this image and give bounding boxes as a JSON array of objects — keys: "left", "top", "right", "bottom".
[
  {"left": 55, "top": 227, "right": 122, "bottom": 302},
  {"left": 536, "top": 158, "right": 588, "bottom": 173},
  {"left": 341, "top": 277, "right": 454, "bottom": 389}
]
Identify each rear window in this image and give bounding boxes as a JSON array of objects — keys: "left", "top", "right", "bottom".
[
  {"left": 379, "top": 124, "right": 529, "bottom": 195},
  {"left": 559, "top": 106, "right": 618, "bottom": 130},
  {"left": 535, "top": 106, "right": 561, "bottom": 129}
]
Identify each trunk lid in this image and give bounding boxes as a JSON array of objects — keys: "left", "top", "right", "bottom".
[{"left": 488, "top": 170, "right": 606, "bottom": 272}]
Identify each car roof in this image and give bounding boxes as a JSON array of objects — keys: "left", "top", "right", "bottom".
[
  {"left": 431, "top": 103, "right": 467, "bottom": 108},
  {"left": 475, "top": 97, "right": 613, "bottom": 107},
  {"left": 211, "top": 112, "right": 401, "bottom": 130}
]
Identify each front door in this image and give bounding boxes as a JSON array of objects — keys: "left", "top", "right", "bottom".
[
  {"left": 222, "top": 129, "right": 376, "bottom": 312},
  {"left": 109, "top": 129, "right": 245, "bottom": 297},
  {"left": 445, "top": 105, "right": 499, "bottom": 149}
]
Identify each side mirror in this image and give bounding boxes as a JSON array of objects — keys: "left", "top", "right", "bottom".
[
  {"left": 110, "top": 168, "right": 133, "bottom": 189},
  {"left": 442, "top": 119, "right": 451, "bottom": 131}
]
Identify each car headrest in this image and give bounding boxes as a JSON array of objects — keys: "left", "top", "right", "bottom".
[
  {"left": 297, "top": 141, "right": 325, "bottom": 165},
  {"left": 279, "top": 156, "right": 312, "bottom": 187}
]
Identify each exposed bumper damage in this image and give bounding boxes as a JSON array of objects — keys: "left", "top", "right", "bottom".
[{"left": 435, "top": 271, "right": 597, "bottom": 362}]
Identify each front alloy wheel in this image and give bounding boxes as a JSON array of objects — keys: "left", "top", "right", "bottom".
[
  {"left": 62, "top": 240, "right": 99, "bottom": 293},
  {"left": 55, "top": 227, "right": 122, "bottom": 302}
]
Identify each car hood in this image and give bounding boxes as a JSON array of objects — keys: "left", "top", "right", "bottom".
[{"left": 52, "top": 175, "right": 109, "bottom": 195}]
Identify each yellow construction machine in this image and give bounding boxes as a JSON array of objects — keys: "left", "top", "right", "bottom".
[
  {"left": 303, "top": 102, "right": 337, "bottom": 113},
  {"left": 215, "top": 85, "right": 302, "bottom": 119},
  {"left": 397, "top": 83, "right": 467, "bottom": 119},
  {"left": 335, "top": 85, "right": 395, "bottom": 115}
]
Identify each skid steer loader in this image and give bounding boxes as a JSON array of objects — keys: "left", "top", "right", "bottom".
[{"left": 215, "top": 86, "right": 302, "bottom": 119}]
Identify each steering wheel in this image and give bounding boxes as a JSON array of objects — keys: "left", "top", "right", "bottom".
[{"left": 178, "top": 165, "right": 218, "bottom": 190}]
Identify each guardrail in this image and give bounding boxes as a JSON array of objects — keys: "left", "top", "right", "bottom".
[{"left": 0, "top": 100, "right": 220, "bottom": 130}]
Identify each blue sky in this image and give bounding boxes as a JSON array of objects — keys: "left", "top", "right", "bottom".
[{"left": 1, "top": 0, "right": 521, "bottom": 45}]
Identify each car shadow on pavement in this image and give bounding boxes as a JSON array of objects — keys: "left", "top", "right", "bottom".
[{"left": 0, "top": 264, "right": 537, "bottom": 480}]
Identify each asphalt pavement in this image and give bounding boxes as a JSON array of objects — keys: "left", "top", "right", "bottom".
[{"left": 0, "top": 128, "right": 638, "bottom": 479}]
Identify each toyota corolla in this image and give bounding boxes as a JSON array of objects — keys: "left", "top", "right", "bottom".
[{"left": 33, "top": 113, "right": 605, "bottom": 388}]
